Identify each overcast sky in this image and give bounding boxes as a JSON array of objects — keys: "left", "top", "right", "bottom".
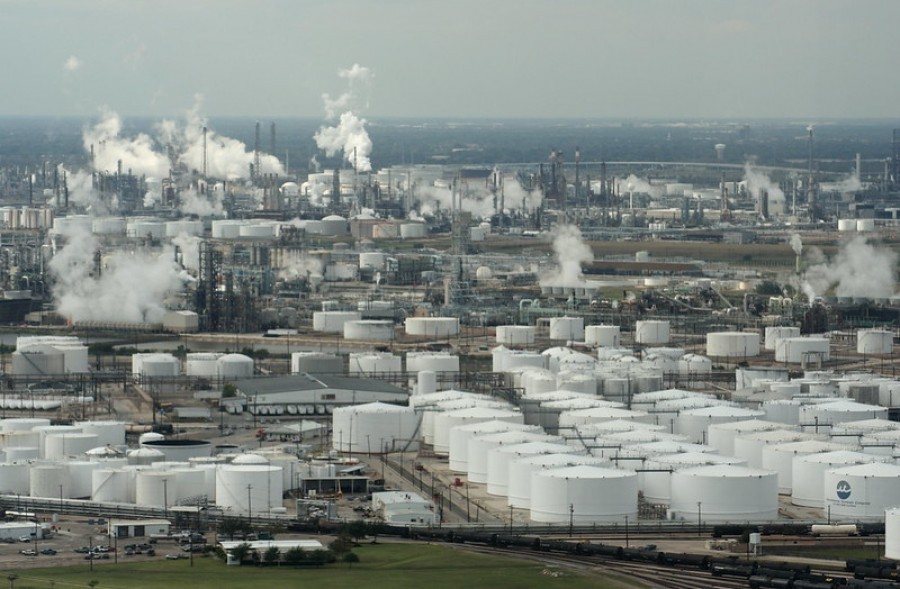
[{"left": 2, "top": 0, "right": 898, "bottom": 120}]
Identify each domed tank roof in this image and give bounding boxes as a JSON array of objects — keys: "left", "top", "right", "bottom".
[
  {"left": 127, "top": 447, "right": 165, "bottom": 458},
  {"left": 232, "top": 453, "right": 270, "bottom": 465}
]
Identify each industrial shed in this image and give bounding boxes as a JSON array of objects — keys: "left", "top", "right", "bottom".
[
  {"left": 234, "top": 373, "right": 408, "bottom": 414},
  {"left": 107, "top": 518, "right": 171, "bottom": 538}
]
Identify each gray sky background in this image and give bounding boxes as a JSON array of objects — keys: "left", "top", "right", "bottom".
[{"left": 2, "top": 0, "right": 897, "bottom": 120}]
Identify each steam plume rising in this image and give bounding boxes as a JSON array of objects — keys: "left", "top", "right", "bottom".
[
  {"left": 315, "top": 64, "right": 374, "bottom": 172},
  {"left": 789, "top": 233, "right": 802, "bottom": 256},
  {"left": 742, "top": 163, "right": 785, "bottom": 206},
  {"left": 540, "top": 224, "right": 593, "bottom": 286},
  {"left": 413, "top": 175, "right": 540, "bottom": 219},
  {"left": 84, "top": 108, "right": 169, "bottom": 178},
  {"left": 49, "top": 223, "right": 189, "bottom": 323},
  {"left": 278, "top": 251, "right": 323, "bottom": 281},
  {"left": 801, "top": 236, "right": 897, "bottom": 301}
]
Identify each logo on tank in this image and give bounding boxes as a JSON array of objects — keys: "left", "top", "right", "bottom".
[{"left": 836, "top": 480, "right": 852, "bottom": 500}]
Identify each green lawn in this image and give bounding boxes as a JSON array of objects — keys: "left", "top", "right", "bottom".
[{"left": 5, "top": 543, "right": 630, "bottom": 589}]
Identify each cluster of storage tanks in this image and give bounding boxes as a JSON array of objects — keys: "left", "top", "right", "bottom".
[
  {"left": 132, "top": 352, "right": 255, "bottom": 379},
  {"left": 12, "top": 336, "right": 89, "bottom": 375},
  {"left": 703, "top": 326, "right": 895, "bottom": 362},
  {"left": 0, "top": 418, "right": 304, "bottom": 516}
]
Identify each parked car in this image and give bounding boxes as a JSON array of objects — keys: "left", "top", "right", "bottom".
[
  {"left": 18, "top": 535, "right": 32, "bottom": 543},
  {"left": 20, "top": 549, "right": 36, "bottom": 556},
  {"left": 40, "top": 548, "right": 57, "bottom": 555},
  {"left": 165, "top": 553, "right": 185, "bottom": 560}
]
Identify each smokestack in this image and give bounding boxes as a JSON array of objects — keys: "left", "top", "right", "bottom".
[
  {"left": 856, "top": 153, "right": 862, "bottom": 180},
  {"left": 202, "top": 126, "right": 208, "bottom": 179},
  {"left": 253, "top": 121, "right": 261, "bottom": 181},
  {"left": 270, "top": 122, "right": 276, "bottom": 157}
]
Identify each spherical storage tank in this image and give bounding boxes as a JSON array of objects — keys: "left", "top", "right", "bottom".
[
  {"left": 775, "top": 337, "right": 831, "bottom": 363},
  {"left": 405, "top": 317, "right": 459, "bottom": 337},
  {"left": 30, "top": 464, "right": 69, "bottom": 498},
  {"left": 185, "top": 353, "right": 223, "bottom": 377},
  {"left": 792, "top": 451, "right": 890, "bottom": 508},
  {"left": 140, "top": 439, "right": 212, "bottom": 462},
  {"left": 585, "top": 325, "right": 620, "bottom": 347},
  {"left": 669, "top": 465, "right": 778, "bottom": 522},
  {"left": 635, "top": 320, "right": 670, "bottom": 345},
  {"left": 344, "top": 320, "right": 394, "bottom": 341},
  {"left": 487, "top": 441, "right": 575, "bottom": 497},
  {"left": 508, "top": 453, "right": 608, "bottom": 509},
  {"left": 312, "top": 311, "right": 361, "bottom": 333},
  {"left": 549, "top": 317, "right": 584, "bottom": 341},
  {"left": 530, "top": 466, "right": 638, "bottom": 524},
  {"left": 857, "top": 329, "right": 893, "bottom": 355},
  {"left": 433, "top": 406, "right": 523, "bottom": 455},
  {"left": 824, "top": 462, "right": 900, "bottom": 520},
  {"left": 448, "top": 420, "right": 541, "bottom": 473},
  {"left": 217, "top": 354, "right": 254, "bottom": 379},
  {"left": 216, "top": 463, "right": 283, "bottom": 515},
  {"left": 331, "top": 402, "right": 419, "bottom": 454},
  {"left": 706, "top": 332, "right": 760, "bottom": 358}
]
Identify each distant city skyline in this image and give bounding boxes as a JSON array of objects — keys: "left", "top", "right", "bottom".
[{"left": 1, "top": 0, "right": 898, "bottom": 121}]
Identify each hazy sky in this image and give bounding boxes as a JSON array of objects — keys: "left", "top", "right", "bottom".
[{"left": 2, "top": 0, "right": 898, "bottom": 120}]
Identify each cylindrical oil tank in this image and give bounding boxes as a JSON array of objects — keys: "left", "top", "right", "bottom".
[
  {"left": 494, "top": 349, "right": 544, "bottom": 372},
  {"left": 707, "top": 419, "right": 789, "bottom": 456},
  {"left": 92, "top": 216, "right": 127, "bottom": 235},
  {"left": 12, "top": 345, "right": 65, "bottom": 376},
  {"left": 76, "top": 421, "right": 126, "bottom": 447},
  {"left": 30, "top": 464, "right": 69, "bottom": 498},
  {"left": 733, "top": 430, "right": 821, "bottom": 468},
  {"left": 45, "top": 432, "right": 98, "bottom": 459},
  {"left": 832, "top": 417, "right": 900, "bottom": 437},
  {"left": 91, "top": 468, "right": 130, "bottom": 503},
  {"left": 217, "top": 354, "right": 254, "bottom": 379},
  {"left": 135, "top": 470, "right": 176, "bottom": 507},
  {"left": 133, "top": 353, "right": 179, "bottom": 378},
  {"left": 165, "top": 219, "right": 203, "bottom": 237},
  {"left": 549, "top": 317, "right": 585, "bottom": 341},
  {"left": 530, "top": 466, "right": 638, "bottom": 524},
  {"left": 433, "top": 407, "right": 523, "bottom": 455},
  {"left": 762, "top": 399, "right": 803, "bottom": 425},
  {"left": 1, "top": 417, "right": 51, "bottom": 433},
  {"left": 331, "top": 402, "right": 420, "bottom": 454},
  {"left": 405, "top": 317, "right": 459, "bottom": 337},
  {"left": 542, "top": 347, "right": 596, "bottom": 374},
  {"left": 239, "top": 223, "right": 277, "bottom": 239},
  {"left": 185, "top": 353, "right": 223, "bottom": 377},
  {"left": 886, "top": 507, "right": 900, "bottom": 559},
  {"left": 399, "top": 222, "right": 427, "bottom": 239},
  {"left": 312, "top": 311, "right": 362, "bottom": 333},
  {"left": 706, "top": 332, "right": 761, "bottom": 358},
  {"left": 320, "top": 215, "right": 349, "bottom": 236},
  {"left": 669, "top": 465, "right": 778, "bottom": 521},
  {"left": 215, "top": 464, "right": 283, "bottom": 514},
  {"left": 417, "top": 370, "right": 437, "bottom": 395},
  {"left": 678, "top": 354, "right": 712, "bottom": 376},
  {"left": 33, "top": 425, "right": 82, "bottom": 457},
  {"left": 487, "top": 441, "right": 577, "bottom": 496},
  {"left": 792, "top": 450, "right": 890, "bottom": 508},
  {"left": 799, "top": 401, "right": 888, "bottom": 432},
  {"left": 495, "top": 326, "right": 536, "bottom": 346},
  {"left": 211, "top": 220, "right": 245, "bottom": 239},
  {"left": 838, "top": 219, "right": 857, "bottom": 232},
  {"left": 448, "top": 420, "right": 541, "bottom": 473},
  {"left": 508, "top": 453, "right": 608, "bottom": 509},
  {"left": 0, "top": 462, "right": 30, "bottom": 494},
  {"left": 348, "top": 352, "right": 401, "bottom": 374},
  {"left": 66, "top": 460, "right": 99, "bottom": 498},
  {"left": 407, "top": 352, "right": 459, "bottom": 373},
  {"left": 140, "top": 439, "right": 212, "bottom": 462},
  {"left": 585, "top": 325, "right": 620, "bottom": 347},
  {"left": 857, "top": 219, "right": 876, "bottom": 232},
  {"left": 675, "top": 406, "right": 766, "bottom": 444},
  {"left": 824, "top": 462, "right": 900, "bottom": 520},
  {"left": 291, "top": 352, "right": 343, "bottom": 374},
  {"left": 556, "top": 372, "right": 597, "bottom": 395},
  {"left": 558, "top": 407, "right": 651, "bottom": 429},
  {"left": 761, "top": 440, "right": 852, "bottom": 494},
  {"left": 635, "top": 320, "right": 670, "bottom": 345},
  {"left": 538, "top": 398, "right": 622, "bottom": 433},
  {"left": 344, "top": 320, "right": 394, "bottom": 341},
  {"left": 642, "top": 452, "right": 747, "bottom": 505},
  {"left": 4, "top": 447, "right": 39, "bottom": 461},
  {"left": 468, "top": 431, "right": 560, "bottom": 483},
  {"left": 172, "top": 468, "right": 207, "bottom": 503},
  {"left": 522, "top": 370, "right": 558, "bottom": 397},
  {"left": 857, "top": 329, "right": 893, "bottom": 355},
  {"left": 127, "top": 447, "right": 166, "bottom": 466},
  {"left": 765, "top": 326, "right": 801, "bottom": 351},
  {"left": 775, "top": 337, "right": 831, "bottom": 363}
]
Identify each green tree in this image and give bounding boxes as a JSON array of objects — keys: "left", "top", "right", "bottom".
[
  {"left": 367, "top": 521, "right": 387, "bottom": 543},
  {"left": 329, "top": 533, "right": 353, "bottom": 556},
  {"left": 344, "top": 520, "right": 368, "bottom": 542},
  {"left": 222, "top": 383, "right": 238, "bottom": 398},
  {"left": 343, "top": 552, "right": 360, "bottom": 569},
  {"left": 7, "top": 574, "right": 18, "bottom": 589},
  {"left": 218, "top": 516, "right": 250, "bottom": 540},
  {"left": 263, "top": 546, "right": 281, "bottom": 566},
  {"left": 228, "top": 542, "right": 252, "bottom": 565},
  {"left": 283, "top": 546, "right": 307, "bottom": 566}
]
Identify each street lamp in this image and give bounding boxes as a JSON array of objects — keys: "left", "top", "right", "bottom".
[
  {"left": 697, "top": 501, "right": 702, "bottom": 537},
  {"left": 162, "top": 479, "right": 169, "bottom": 520},
  {"left": 247, "top": 484, "right": 253, "bottom": 530}
]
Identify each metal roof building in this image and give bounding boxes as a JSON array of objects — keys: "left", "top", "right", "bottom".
[{"left": 233, "top": 373, "right": 408, "bottom": 410}]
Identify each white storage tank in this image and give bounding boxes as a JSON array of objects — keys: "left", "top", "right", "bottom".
[
  {"left": 706, "top": 332, "right": 761, "bottom": 358},
  {"left": 66, "top": 460, "right": 99, "bottom": 498},
  {"left": 344, "top": 320, "right": 395, "bottom": 341},
  {"left": 642, "top": 452, "right": 747, "bottom": 505},
  {"left": 707, "top": 420, "right": 789, "bottom": 456},
  {"left": 407, "top": 352, "right": 459, "bottom": 373},
  {"left": 133, "top": 353, "right": 180, "bottom": 378},
  {"left": 348, "top": 352, "right": 402, "bottom": 374},
  {"left": 12, "top": 345, "right": 65, "bottom": 376},
  {"left": 468, "top": 431, "right": 559, "bottom": 483},
  {"left": 320, "top": 215, "right": 349, "bottom": 236},
  {"left": 0, "top": 462, "right": 29, "bottom": 494},
  {"left": 556, "top": 372, "right": 597, "bottom": 396},
  {"left": 1, "top": 417, "right": 51, "bottom": 433},
  {"left": 762, "top": 399, "right": 803, "bottom": 425},
  {"left": 824, "top": 462, "right": 900, "bottom": 520},
  {"left": 433, "top": 407, "right": 523, "bottom": 455},
  {"left": 400, "top": 222, "right": 427, "bottom": 239},
  {"left": 140, "top": 439, "right": 212, "bottom": 462},
  {"left": 127, "top": 447, "right": 165, "bottom": 466},
  {"left": 792, "top": 451, "right": 890, "bottom": 507},
  {"left": 838, "top": 219, "right": 857, "bottom": 232},
  {"left": 91, "top": 468, "right": 130, "bottom": 503},
  {"left": 635, "top": 320, "right": 670, "bottom": 345},
  {"left": 185, "top": 353, "right": 223, "bottom": 377},
  {"left": 405, "top": 317, "right": 459, "bottom": 337},
  {"left": 216, "top": 463, "right": 283, "bottom": 514},
  {"left": 857, "top": 219, "right": 876, "bottom": 232},
  {"left": 585, "top": 325, "right": 620, "bottom": 347},
  {"left": 77, "top": 421, "right": 126, "bottom": 447},
  {"left": 136, "top": 470, "right": 175, "bottom": 507},
  {"left": 291, "top": 352, "right": 343, "bottom": 374},
  {"left": 559, "top": 407, "right": 651, "bottom": 429},
  {"left": 493, "top": 348, "right": 544, "bottom": 372},
  {"left": 486, "top": 441, "right": 575, "bottom": 496},
  {"left": 549, "top": 317, "right": 585, "bottom": 341},
  {"left": 312, "top": 311, "right": 362, "bottom": 333},
  {"left": 775, "top": 337, "right": 831, "bottom": 363},
  {"left": 764, "top": 326, "right": 802, "bottom": 351},
  {"left": 799, "top": 401, "right": 888, "bottom": 433},
  {"left": 217, "top": 354, "right": 254, "bottom": 379},
  {"left": 669, "top": 465, "right": 778, "bottom": 522},
  {"left": 92, "top": 216, "right": 127, "bottom": 235},
  {"left": 678, "top": 354, "right": 712, "bottom": 376},
  {"left": 676, "top": 406, "right": 766, "bottom": 444},
  {"left": 508, "top": 453, "right": 608, "bottom": 509},
  {"left": 448, "top": 420, "right": 541, "bottom": 473},
  {"left": 33, "top": 424, "right": 82, "bottom": 457},
  {"left": 761, "top": 440, "right": 852, "bottom": 494},
  {"left": 530, "top": 466, "right": 638, "bottom": 524},
  {"left": 542, "top": 347, "right": 596, "bottom": 374},
  {"left": 495, "top": 326, "right": 536, "bottom": 346},
  {"left": 30, "top": 464, "right": 69, "bottom": 498},
  {"left": 211, "top": 220, "right": 246, "bottom": 239},
  {"left": 359, "top": 252, "right": 387, "bottom": 271},
  {"left": 857, "top": 329, "right": 893, "bottom": 355},
  {"left": 331, "top": 402, "right": 419, "bottom": 454},
  {"left": 886, "top": 507, "right": 900, "bottom": 559},
  {"left": 734, "top": 430, "right": 822, "bottom": 468},
  {"left": 4, "top": 447, "right": 39, "bottom": 461},
  {"left": 45, "top": 432, "right": 99, "bottom": 459}
]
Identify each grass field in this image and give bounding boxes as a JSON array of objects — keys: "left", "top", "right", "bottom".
[{"left": 5, "top": 543, "right": 633, "bottom": 589}]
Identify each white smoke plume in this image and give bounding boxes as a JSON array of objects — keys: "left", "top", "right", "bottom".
[
  {"left": 54, "top": 165, "right": 113, "bottom": 214},
  {"left": 179, "top": 186, "right": 224, "bottom": 217},
  {"left": 826, "top": 172, "right": 863, "bottom": 194},
  {"left": 789, "top": 233, "right": 802, "bottom": 256},
  {"left": 278, "top": 251, "right": 323, "bottom": 281},
  {"left": 540, "top": 224, "right": 593, "bottom": 287},
  {"left": 801, "top": 235, "right": 897, "bottom": 300},
  {"left": 315, "top": 64, "right": 374, "bottom": 172},
  {"left": 743, "top": 163, "right": 786, "bottom": 205},
  {"left": 49, "top": 223, "right": 188, "bottom": 323},
  {"left": 501, "top": 176, "right": 543, "bottom": 211},
  {"left": 619, "top": 174, "right": 663, "bottom": 198},
  {"left": 171, "top": 232, "right": 201, "bottom": 272},
  {"left": 412, "top": 176, "right": 540, "bottom": 220},
  {"left": 63, "top": 55, "right": 82, "bottom": 72},
  {"left": 84, "top": 108, "right": 170, "bottom": 178}
]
